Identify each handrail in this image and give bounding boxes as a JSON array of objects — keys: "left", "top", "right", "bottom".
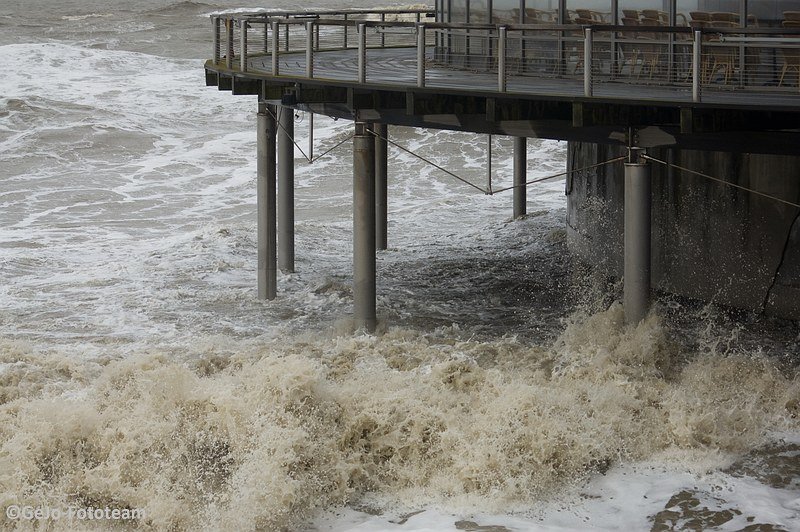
[
  {"left": 220, "top": 8, "right": 435, "bottom": 22},
  {"left": 208, "top": 8, "right": 800, "bottom": 105},
  {"left": 215, "top": 10, "right": 800, "bottom": 37}
]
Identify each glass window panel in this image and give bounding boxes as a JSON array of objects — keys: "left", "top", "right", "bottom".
[
  {"left": 676, "top": 0, "right": 743, "bottom": 27},
  {"left": 566, "top": 0, "right": 614, "bottom": 23},
  {"left": 567, "top": 0, "right": 611, "bottom": 24},
  {"left": 524, "top": 0, "right": 560, "bottom": 23},
  {"left": 494, "top": 0, "right": 523, "bottom": 23},
  {"left": 451, "top": 0, "right": 468, "bottom": 22},
  {"left": 620, "top": 0, "right": 670, "bottom": 25},
  {"left": 750, "top": 0, "right": 800, "bottom": 26},
  {"left": 471, "top": 0, "right": 491, "bottom": 22}
]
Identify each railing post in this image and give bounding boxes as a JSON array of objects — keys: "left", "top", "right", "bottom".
[
  {"left": 584, "top": 27, "right": 593, "bottom": 97},
  {"left": 213, "top": 17, "right": 220, "bottom": 64},
  {"left": 358, "top": 23, "right": 367, "bottom": 83},
  {"left": 306, "top": 20, "right": 314, "bottom": 78},
  {"left": 272, "top": 21, "right": 279, "bottom": 75},
  {"left": 239, "top": 20, "right": 248, "bottom": 72},
  {"left": 226, "top": 18, "right": 234, "bottom": 69},
  {"left": 417, "top": 23, "right": 426, "bottom": 87},
  {"left": 692, "top": 30, "right": 702, "bottom": 102},
  {"left": 498, "top": 26, "right": 507, "bottom": 92}
]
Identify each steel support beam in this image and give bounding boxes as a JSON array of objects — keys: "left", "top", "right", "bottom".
[
  {"left": 278, "top": 106, "right": 295, "bottom": 273},
  {"left": 513, "top": 136, "right": 527, "bottom": 219},
  {"left": 257, "top": 102, "right": 277, "bottom": 300},
  {"left": 374, "top": 123, "right": 388, "bottom": 250},
  {"left": 353, "top": 122, "right": 377, "bottom": 332},
  {"left": 624, "top": 162, "right": 652, "bottom": 324}
]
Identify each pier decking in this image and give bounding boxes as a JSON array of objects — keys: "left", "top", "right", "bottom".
[{"left": 205, "top": 10, "right": 800, "bottom": 153}]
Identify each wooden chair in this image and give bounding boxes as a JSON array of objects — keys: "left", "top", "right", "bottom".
[
  {"left": 780, "top": 21, "right": 800, "bottom": 88},
  {"left": 779, "top": 48, "right": 800, "bottom": 87},
  {"left": 642, "top": 10, "right": 668, "bottom": 25},
  {"left": 690, "top": 11, "right": 711, "bottom": 22},
  {"left": 622, "top": 9, "right": 639, "bottom": 20},
  {"left": 711, "top": 12, "right": 739, "bottom": 24},
  {"left": 784, "top": 12, "right": 800, "bottom": 22},
  {"left": 706, "top": 21, "right": 738, "bottom": 84},
  {"left": 618, "top": 17, "right": 642, "bottom": 76},
  {"left": 524, "top": 8, "right": 556, "bottom": 23},
  {"left": 637, "top": 17, "right": 665, "bottom": 79}
]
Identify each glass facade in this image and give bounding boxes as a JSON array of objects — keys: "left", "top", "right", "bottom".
[
  {"left": 435, "top": 0, "right": 800, "bottom": 84},
  {"left": 524, "top": 0, "right": 560, "bottom": 23},
  {"left": 438, "top": 0, "right": 800, "bottom": 26}
]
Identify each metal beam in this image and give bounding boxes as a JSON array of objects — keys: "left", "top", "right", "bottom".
[
  {"left": 353, "top": 122, "right": 377, "bottom": 332},
  {"left": 278, "top": 106, "right": 295, "bottom": 273},
  {"left": 257, "top": 102, "right": 277, "bottom": 300},
  {"left": 513, "top": 136, "right": 527, "bottom": 218},
  {"left": 374, "top": 123, "right": 389, "bottom": 250},
  {"left": 624, "top": 161, "right": 652, "bottom": 324}
]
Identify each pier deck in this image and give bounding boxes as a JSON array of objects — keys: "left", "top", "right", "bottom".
[
  {"left": 241, "top": 46, "right": 800, "bottom": 109},
  {"left": 205, "top": 11, "right": 800, "bottom": 153}
]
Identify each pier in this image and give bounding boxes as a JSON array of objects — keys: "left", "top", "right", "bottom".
[{"left": 205, "top": 4, "right": 800, "bottom": 330}]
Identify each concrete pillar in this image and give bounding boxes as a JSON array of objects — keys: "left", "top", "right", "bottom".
[
  {"left": 513, "top": 136, "right": 527, "bottom": 219},
  {"left": 278, "top": 106, "right": 295, "bottom": 273},
  {"left": 567, "top": 141, "right": 800, "bottom": 319},
  {"left": 353, "top": 122, "right": 377, "bottom": 332},
  {"left": 374, "top": 123, "right": 388, "bottom": 250},
  {"left": 257, "top": 102, "right": 277, "bottom": 300},
  {"left": 623, "top": 162, "right": 652, "bottom": 324}
]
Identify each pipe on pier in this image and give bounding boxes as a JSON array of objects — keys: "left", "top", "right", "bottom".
[
  {"left": 257, "top": 102, "right": 277, "bottom": 300},
  {"left": 513, "top": 137, "right": 527, "bottom": 219},
  {"left": 374, "top": 123, "right": 388, "bottom": 250},
  {"left": 353, "top": 122, "right": 377, "bottom": 332},
  {"left": 624, "top": 162, "right": 652, "bottom": 324},
  {"left": 278, "top": 106, "right": 295, "bottom": 273}
]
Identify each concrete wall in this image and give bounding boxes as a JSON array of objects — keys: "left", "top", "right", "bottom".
[{"left": 566, "top": 142, "right": 800, "bottom": 319}]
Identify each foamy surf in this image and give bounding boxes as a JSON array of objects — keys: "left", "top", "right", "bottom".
[{"left": 1, "top": 307, "right": 797, "bottom": 530}]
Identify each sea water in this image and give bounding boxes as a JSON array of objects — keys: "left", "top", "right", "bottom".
[{"left": 1, "top": 1, "right": 798, "bottom": 530}]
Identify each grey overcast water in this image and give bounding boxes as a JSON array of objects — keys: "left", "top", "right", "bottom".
[{"left": 1, "top": 1, "right": 799, "bottom": 530}]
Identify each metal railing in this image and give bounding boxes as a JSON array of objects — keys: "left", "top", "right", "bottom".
[{"left": 209, "top": 10, "right": 800, "bottom": 103}]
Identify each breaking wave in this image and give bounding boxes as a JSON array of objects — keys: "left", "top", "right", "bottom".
[{"left": 1, "top": 306, "right": 797, "bottom": 530}]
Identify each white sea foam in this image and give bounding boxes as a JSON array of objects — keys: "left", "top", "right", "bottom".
[
  {"left": 0, "top": 308, "right": 798, "bottom": 530},
  {"left": 61, "top": 14, "right": 114, "bottom": 22}
]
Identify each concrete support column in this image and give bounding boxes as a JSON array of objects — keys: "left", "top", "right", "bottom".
[
  {"left": 278, "top": 106, "right": 295, "bottom": 273},
  {"left": 513, "top": 136, "right": 527, "bottom": 219},
  {"left": 374, "top": 123, "right": 388, "bottom": 250},
  {"left": 624, "top": 161, "right": 652, "bottom": 324},
  {"left": 257, "top": 102, "right": 277, "bottom": 300},
  {"left": 353, "top": 122, "right": 377, "bottom": 332}
]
